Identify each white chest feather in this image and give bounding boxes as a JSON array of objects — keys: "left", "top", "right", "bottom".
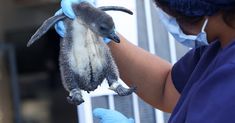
[{"left": 69, "top": 19, "right": 106, "bottom": 75}]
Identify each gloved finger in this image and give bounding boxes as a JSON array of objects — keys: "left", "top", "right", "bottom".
[
  {"left": 93, "top": 108, "right": 128, "bottom": 119},
  {"left": 55, "top": 21, "right": 66, "bottom": 37},
  {"left": 93, "top": 108, "right": 135, "bottom": 123},
  {"left": 61, "top": 0, "right": 78, "bottom": 19},
  {"left": 55, "top": 9, "right": 63, "bottom": 16},
  {"left": 61, "top": 0, "right": 96, "bottom": 19},
  {"left": 81, "top": 0, "right": 95, "bottom": 5},
  {"left": 93, "top": 108, "right": 110, "bottom": 119},
  {"left": 103, "top": 37, "right": 112, "bottom": 44},
  {"left": 128, "top": 118, "right": 135, "bottom": 123}
]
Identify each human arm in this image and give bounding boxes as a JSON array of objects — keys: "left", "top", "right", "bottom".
[
  {"left": 55, "top": 0, "right": 180, "bottom": 113},
  {"left": 108, "top": 34, "right": 180, "bottom": 113}
]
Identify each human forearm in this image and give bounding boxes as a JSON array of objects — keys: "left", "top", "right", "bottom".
[{"left": 108, "top": 34, "right": 174, "bottom": 110}]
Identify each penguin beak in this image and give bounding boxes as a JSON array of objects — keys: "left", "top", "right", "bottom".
[{"left": 108, "top": 31, "right": 120, "bottom": 43}]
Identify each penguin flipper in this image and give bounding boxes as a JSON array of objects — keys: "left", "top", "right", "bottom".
[
  {"left": 27, "top": 14, "right": 67, "bottom": 47},
  {"left": 98, "top": 6, "right": 133, "bottom": 15}
]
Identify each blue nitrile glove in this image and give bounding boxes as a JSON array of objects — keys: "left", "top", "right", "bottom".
[
  {"left": 93, "top": 108, "right": 135, "bottom": 123},
  {"left": 54, "top": 9, "right": 66, "bottom": 37},
  {"left": 54, "top": 0, "right": 112, "bottom": 43}
]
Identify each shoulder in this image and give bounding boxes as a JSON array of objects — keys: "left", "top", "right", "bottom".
[
  {"left": 216, "top": 40, "right": 235, "bottom": 64},
  {"left": 171, "top": 45, "right": 208, "bottom": 93},
  {"left": 171, "top": 41, "right": 221, "bottom": 93}
]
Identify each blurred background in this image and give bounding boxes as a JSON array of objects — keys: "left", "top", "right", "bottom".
[{"left": 0, "top": 0, "right": 189, "bottom": 123}]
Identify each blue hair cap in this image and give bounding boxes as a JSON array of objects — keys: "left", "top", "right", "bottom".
[{"left": 169, "top": 0, "right": 235, "bottom": 17}]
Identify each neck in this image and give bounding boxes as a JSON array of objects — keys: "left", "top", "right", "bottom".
[
  {"left": 207, "top": 14, "right": 235, "bottom": 48},
  {"left": 220, "top": 28, "right": 235, "bottom": 48}
]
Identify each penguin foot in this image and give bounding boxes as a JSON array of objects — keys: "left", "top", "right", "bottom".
[
  {"left": 67, "top": 89, "right": 84, "bottom": 105},
  {"left": 113, "top": 85, "right": 136, "bottom": 96}
]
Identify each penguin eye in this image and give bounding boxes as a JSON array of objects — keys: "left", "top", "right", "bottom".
[{"left": 100, "top": 26, "right": 107, "bottom": 31}]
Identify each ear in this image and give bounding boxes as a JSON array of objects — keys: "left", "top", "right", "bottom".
[
  {"left": 27, "top": 14, "right": 66, "bottom": 47},
  {"left": 98, "top": 6, "right": 133, "bottom": 15}
]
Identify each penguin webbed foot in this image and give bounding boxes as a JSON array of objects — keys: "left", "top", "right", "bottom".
[
  {"left": 109, "top": 83, "right": 136, "bottom": 96},
  {"left": 115, "top": 85, "right": 136, "bottom": 96},
  {"left": 67, "top": 89, "right": 84, "bottom": 105}
]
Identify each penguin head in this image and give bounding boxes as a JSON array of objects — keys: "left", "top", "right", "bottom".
[
  {"left": 92, "top": 16, "right": 120, "bottom": 43},
  {"left": 72, "top": 2, "right": 120, "bottom": 43}
]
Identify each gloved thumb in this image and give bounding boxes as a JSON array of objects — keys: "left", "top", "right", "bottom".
[
  {"left": 128, "top": 118, "right": 135, "bottom": 123},
  {"left": 61, "top": 0, "right": 77, "bottom": 19},
  {"left": 93, "top": 108, "right": 109, "bottom": 119},
  {"left": 54, "top": 9, "right": 66, "bottom": 37},
  {"left": 93, "top": 108, "right": 135, "bottom": 123}
]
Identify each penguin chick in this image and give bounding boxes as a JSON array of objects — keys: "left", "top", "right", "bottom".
[
  {"left": 72, "top": 3, "right": 133, "bottom": 43},
  {"left": 27, "top": 2, "right": 136, "bottom": 105},
  {"left": 72, "top": 3, "right": 119, "bottom": 43}
]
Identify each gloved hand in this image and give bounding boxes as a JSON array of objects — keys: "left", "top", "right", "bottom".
[
  {"left": 93, "top": 108, "right": 135, "bottom": 123},
  {"left": 54, "top": 0, "right": 112, "bottom": 43}
]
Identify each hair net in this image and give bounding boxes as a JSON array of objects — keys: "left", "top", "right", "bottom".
[{"left": 168, "top": 0, "right": 235, "bottom": 17}]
